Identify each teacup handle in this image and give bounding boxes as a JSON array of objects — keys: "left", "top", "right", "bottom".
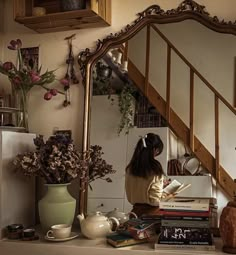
[
  {"left": 129, "top": 212, "right": 138, "bottom": 219},
  {"left": 108, "top": 217, "right": 120, "bottom": 231},
  {"left": 46, "top": 230, "right": 55, "bottom": 239}
]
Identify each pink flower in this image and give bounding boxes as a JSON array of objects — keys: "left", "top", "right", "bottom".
[
  {"left": 60, "top": 78, "right": 69, "bottom": 87},
  {"left": 30, "top": 72, "right": 41, "bottom": 83},
  {"left": 44, "top": 91, "right": 53, "bottom": 101},
  {"left": 50, "top": 89, "right": 58, "bottom": 96},
  {"left": 8, "top": 39, "right": 22, "bottom": 50},
  {"left": 12, "top": 76, "right": 22, "bottom": 86},
  {"left": 2, "top": 61, "right": 14, "bottom": 71}
]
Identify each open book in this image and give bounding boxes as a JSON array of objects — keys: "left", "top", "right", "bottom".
[{"left": 163, "top": 179, "right": 191, "bottom": 195}]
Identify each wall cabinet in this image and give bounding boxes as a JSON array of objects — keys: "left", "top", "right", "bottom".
[{"left": 13, "top": 0, "right": 111, "bottom": 33}]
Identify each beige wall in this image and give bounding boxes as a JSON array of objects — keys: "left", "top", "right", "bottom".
[
  {"left": 1, "top": 0, "right": 236, "bottom": 147},
  {"left": 0, "top": 0, "right": 235, "bottom": 226}
]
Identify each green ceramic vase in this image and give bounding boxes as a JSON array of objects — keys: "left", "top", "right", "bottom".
[{"left": 38, "top": 183, "right": 76, "bottom": 232}]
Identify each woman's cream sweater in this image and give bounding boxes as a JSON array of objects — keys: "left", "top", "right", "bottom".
[{"left": 125, "top": 172, "right": 166, "bottom": 206}]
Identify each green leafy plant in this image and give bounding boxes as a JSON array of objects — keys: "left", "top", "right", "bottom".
[
  {"left": 117, "top": 83, "right": 136, "bottom": 135},
  {"left": 92, "top": 61, "right": 137, "bottom": 135}
]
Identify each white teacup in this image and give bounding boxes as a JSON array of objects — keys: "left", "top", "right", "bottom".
[{"left": 46, "top": 224, "right": 71, "bottom": 239}]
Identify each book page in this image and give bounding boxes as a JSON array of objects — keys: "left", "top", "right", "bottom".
[
  {"left": 163, "top": 180, "right": 191, "bottom": 195},
  {"left": 175, "top": 183, "right": 191, "bottom": 194},
  {"left": 163, "top": 179, "right": 181, "bottom": 194}
]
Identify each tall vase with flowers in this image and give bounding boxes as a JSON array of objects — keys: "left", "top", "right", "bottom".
[
  {"left": 13, "top": 134, "right": 116, "bottom": 231},
  {"left": 0, "top": 39, "right": 72, "bottom": 131}
]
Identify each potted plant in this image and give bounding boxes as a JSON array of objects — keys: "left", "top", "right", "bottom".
[
  {"left": 13, "top": 134, "right": 116, "bottom": 231},
  {"left": 0, "top": 39, "right": 72, "bottom": 131}
]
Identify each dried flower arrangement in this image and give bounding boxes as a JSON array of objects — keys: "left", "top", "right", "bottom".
[
  {"left": 13, "top": 134, "right": 116, "bottom": 186},
  {"left": 87, "top": 145, "right": 116, "bottom": 190}
]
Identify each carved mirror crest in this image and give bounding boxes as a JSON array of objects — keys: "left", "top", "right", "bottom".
[{"left": 78, "top": 0, "right": 236, "bottom": 214}]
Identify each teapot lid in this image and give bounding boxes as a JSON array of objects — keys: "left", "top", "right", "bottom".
[{"left": 86, "top": 211, "right": 108, "bottom": 222}]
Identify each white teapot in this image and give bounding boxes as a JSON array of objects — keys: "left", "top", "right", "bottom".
[
  {"left": 106, "top": 208, "right": 137, "bottom": 224},
  {"left": 77, "top": 211, "right": 119, "bottom": 239}
]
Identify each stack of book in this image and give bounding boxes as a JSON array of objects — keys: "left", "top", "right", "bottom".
[
  {"left": 155, "top": 198, "right": 215, "bottom": 251},
  {"left": 106, "top": 218, "right": 160, "bottom": 248}
]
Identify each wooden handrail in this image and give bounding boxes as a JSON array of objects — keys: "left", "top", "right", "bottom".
[
  {"left": 151, "top": 24, "right": 236, "bottom": 116},
  {"left": 166, "top": 45, "right": 171, "bottom": 122},
  {"left": 145, "top": 25, "right": 151, "bottom": 96},
  {"left": 215, "top": 95, "right": 220, "bottom": 180},
  {"left": 190, "top": 69, "right": 194, "bottom": 151}
]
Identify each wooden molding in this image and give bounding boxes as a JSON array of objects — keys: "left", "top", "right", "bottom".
[{"left": 78, "top": 0, "right": 236, "bottom": 82}]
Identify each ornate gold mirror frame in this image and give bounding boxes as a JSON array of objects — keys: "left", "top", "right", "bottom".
[{"left": 78, "top": 0, "right": 236, "bottom": 214}]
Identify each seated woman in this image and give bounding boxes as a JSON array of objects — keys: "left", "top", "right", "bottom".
[{"left": 125, "top": 133, "right": 173, "bottom": 217}]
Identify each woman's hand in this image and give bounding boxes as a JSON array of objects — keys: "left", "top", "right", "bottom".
[
  {"left": 162, "top": 192, "right": 177, "bottom": 201},
  {"left": 163, "top": 178, "right": 171, "bottom": 188}
]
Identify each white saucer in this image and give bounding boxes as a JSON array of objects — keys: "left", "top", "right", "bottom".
[{"left": 45, "top": 232, "right": 79, "bottom": 242}]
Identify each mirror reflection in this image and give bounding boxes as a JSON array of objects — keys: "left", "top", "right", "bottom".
[{"left": 86, "top": 18, "right": 236, "bottom": 214}]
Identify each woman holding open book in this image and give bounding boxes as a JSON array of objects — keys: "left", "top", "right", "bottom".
[{"left": 125, "top": 133, "right": 174, "bottom": 217}]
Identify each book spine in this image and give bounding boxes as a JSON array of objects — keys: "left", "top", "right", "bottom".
[
  {"left": 159, "top": 203, "right": 209, "bottom": 211},
  {"left": 154, "top": 243, "right": 215, "bottom": 251},
  {"left": 158, "top": 240, "right": 213, "bottom": 245},
  {"left": 159, "top": 210, "right": 210, "bottom": 217},
  {"left": 161, "top": 219, "right": 210, "bottom": 228},
  {"left": 158, "top": 226, "right": 213, "bottom": 244},
  {"left": 162, "top": 215, "right": 209, "bottom": 221}
]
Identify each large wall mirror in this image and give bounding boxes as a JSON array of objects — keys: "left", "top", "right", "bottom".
[{"left": 78, "top": 0, "right": 236, "bottom": 214}]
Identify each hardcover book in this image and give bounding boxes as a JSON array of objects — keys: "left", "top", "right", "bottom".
[
  {"left": 106, "top": 233, "right": 148, "bottom": 248},
  {"left": 117, "top": 218, "right": 159, "bottom": 240},
  {"left": 158, "top": 226, "right": 213, "bottom": 245},
  {"left": 162, "top": 215, "right": 209, "bottom": 221},
  {"left": 161, "top": 219, "right": 210, "bottom": 228},
  {"left": 159, "top": 198, "right": 210, "bottom": 211},
  {"left": 154, "top": 242, "right": 215, "bottom": 251},
  {"left": 159, "top": 210, "right": 210, "bottom": 217}
]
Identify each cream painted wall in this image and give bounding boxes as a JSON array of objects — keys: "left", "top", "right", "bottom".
[
  {"left": 1, "top": 0, "right": 236, "bottom": 146},
  {"left": 1, "top": 0, "right": 236, "bottom": 216}
]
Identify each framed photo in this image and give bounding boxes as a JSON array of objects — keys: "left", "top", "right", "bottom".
[{"left": 20, "top": 47, "right": 39, "bottom": 70}]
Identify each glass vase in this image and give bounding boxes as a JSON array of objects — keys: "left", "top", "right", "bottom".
[{"left": 12, "top": 87, "right": 29, "bottom": 132}]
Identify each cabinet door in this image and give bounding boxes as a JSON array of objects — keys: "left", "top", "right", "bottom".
[
  {"left": 0, "top": 131, "right": 36, "bottom": 238},
  {"left": 89, "top": 95, "right": 127, "bottom": 198},
  {"left": 87, "top": 198, "right": 124, "bottom": 214}
]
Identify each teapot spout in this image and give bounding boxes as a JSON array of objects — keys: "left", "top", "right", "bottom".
[{"left": 77, "top": 213, "right": 85, "bottom": 224}]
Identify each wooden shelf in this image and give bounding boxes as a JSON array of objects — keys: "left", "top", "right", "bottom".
[
  {"left": 0, "top": 126, "right": 26, "bottom": 132},
  {"left": 0, "top": 107, "right": 21, "bottom": 113},
  {"left": 14, "top": 0, "right": 111, "bottom": 33}
]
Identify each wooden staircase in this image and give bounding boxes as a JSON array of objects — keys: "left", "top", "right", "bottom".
[{"left": 126, "top": 24, "right": 236, "bottom": 198}]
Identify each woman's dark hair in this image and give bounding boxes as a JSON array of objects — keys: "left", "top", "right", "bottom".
[{"left": 126, "top": 133, "right": 164, "bottom": 178}]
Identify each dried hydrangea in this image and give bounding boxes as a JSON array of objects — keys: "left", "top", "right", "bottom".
[{"left": 13, "top": 135, "right": 116, "bottom": 186}]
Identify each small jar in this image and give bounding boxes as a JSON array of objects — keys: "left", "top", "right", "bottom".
[
  {"left": 23, "top": 228, "right": 35, "bottom": 238},
  {"left": 7, "top": 224, "right": 24, "bottom": 240},
  {"left": 32, "top": 7, "right": 46, "bottom": 16}
]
